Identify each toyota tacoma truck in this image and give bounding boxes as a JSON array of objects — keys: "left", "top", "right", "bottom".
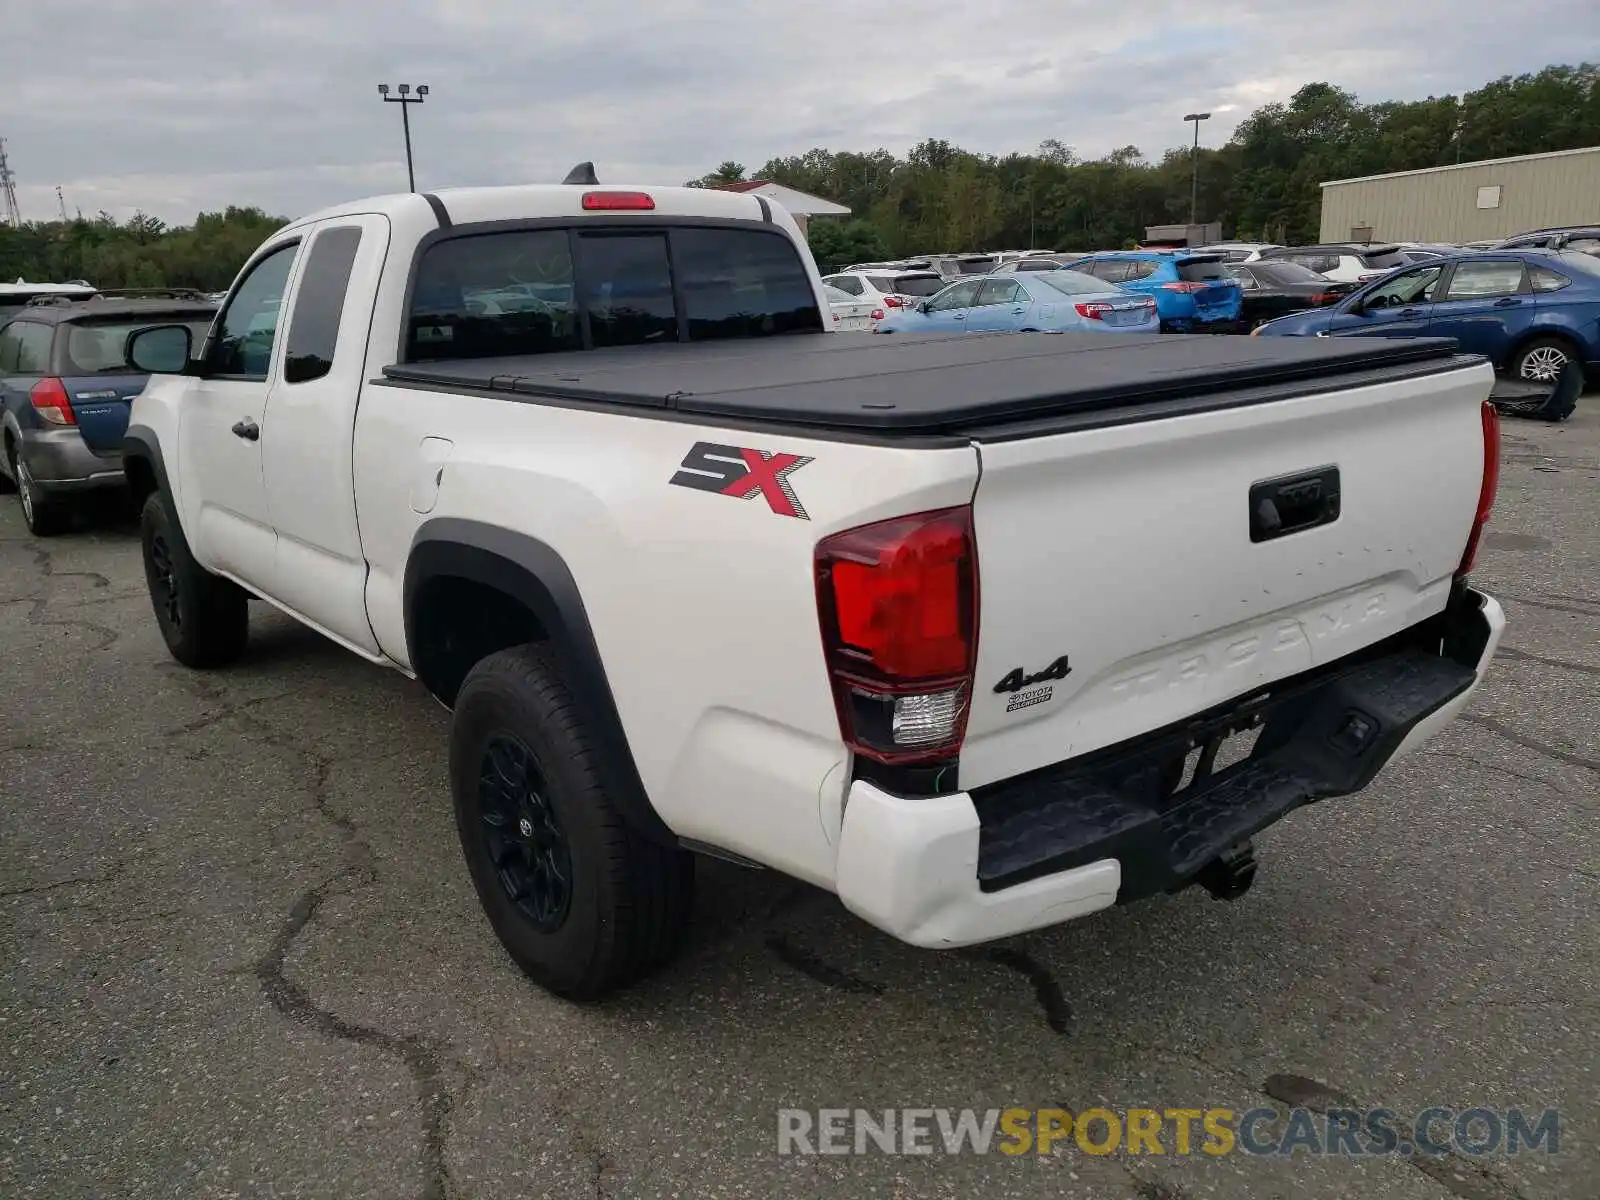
[{"left": 122, "top": 170, "right": 1506, "bottom": 1000}]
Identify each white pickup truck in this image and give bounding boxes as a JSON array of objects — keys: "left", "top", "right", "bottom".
[{"left": 123, "top": 170, "right": 1506, "bottom": 999}]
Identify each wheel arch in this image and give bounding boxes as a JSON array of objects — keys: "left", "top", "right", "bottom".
[
  {"left": 1503, "top": 326, "right": 1585, "bottom": 375},
  {"left": 404, "top": 518, "right": 675, "bottom": 846},
  {"left": 122, "top": 425, "right": 171, "bottom": 510}
]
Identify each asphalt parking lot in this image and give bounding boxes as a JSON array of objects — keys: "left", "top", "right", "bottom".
[{"left": 3, "top": 405, "right": 1597, "bottom": 1200}]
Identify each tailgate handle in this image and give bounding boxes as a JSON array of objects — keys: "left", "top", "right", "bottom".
[{"left": 1250, "top": 466, "right": 1340, "bottom": 543}]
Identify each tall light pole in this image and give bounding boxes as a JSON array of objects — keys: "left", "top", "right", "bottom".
[
  {"left": 1184, "top": 111, "right": 1210, "bottom": 226},
  {"left": 377, "top": 83, "right": 429, "bottom": 192}
]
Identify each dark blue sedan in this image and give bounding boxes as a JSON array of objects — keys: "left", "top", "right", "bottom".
[{"left": 1253, "top": 249, "right": 1600, "bottom": 384}]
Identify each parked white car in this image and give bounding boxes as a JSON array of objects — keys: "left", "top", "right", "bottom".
[
  {"left": 1195, "top": 243, "right": 1282, "bottom": 263},
  {"left": 1258, "top": 244, "right": 1411, "bottom": 283},
  {"left": 823, "top": 283, "right": 876, "bottom": 331},
  {"left": 821, "top": 268, "right": 946, "bottom": 315}
]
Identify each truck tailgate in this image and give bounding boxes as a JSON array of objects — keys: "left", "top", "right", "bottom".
[{"left": 960, "top": 359, "right": 1493, "bottom": 790}]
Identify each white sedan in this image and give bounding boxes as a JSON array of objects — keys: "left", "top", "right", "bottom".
[{"left": 823, "top": 283, "right": 877, "bottom": 332}]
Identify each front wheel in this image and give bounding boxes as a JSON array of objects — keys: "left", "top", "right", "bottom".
[
  {"left": 450, "top": 644, "right": 693, "bottom": 1000},
  {"left": 139, "top": 491, "right": 250, "bottom": 668},
  {"left": 1510, "top": 337, "right": 1577, "bottom": 384}
]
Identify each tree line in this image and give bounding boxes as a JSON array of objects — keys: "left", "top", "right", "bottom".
[
  {"left": 1, "top": 63, "right": 1593, "bottom": 290},
  {"left": 689, "top": 64, "right": 1599, "bottom": 270}
]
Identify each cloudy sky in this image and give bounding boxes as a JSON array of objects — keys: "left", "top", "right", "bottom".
[{"left": 3, "top": 0, "right": 1596, "bottom": 225}]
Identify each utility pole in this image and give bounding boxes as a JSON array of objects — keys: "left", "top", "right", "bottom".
[
  {"left": 1184, "top": 112, "right": 1211, "bottom": 226},
  {"left": 0, "top": 139, "right": 20, "bottom": 226},
  {"left": 377, "top": 83, "right": 430, "bottom": 192},
  {"left": 56, "top": 186, "right": 68, "bottom": 222}
]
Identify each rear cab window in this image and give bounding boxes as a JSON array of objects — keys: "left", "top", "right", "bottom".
[{"left": 406, "top": 224, "right": 821, "bottom": 362}]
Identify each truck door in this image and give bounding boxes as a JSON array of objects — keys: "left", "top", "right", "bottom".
[
  {"left": 177, "top": 240, "right": 302, "bottom": 587},
  {"left": 259, "top": 215, "right": 391, "bottom": 658}
]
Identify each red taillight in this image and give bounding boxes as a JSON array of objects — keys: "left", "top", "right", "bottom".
[
  {"left": 882, "top": 295, "right": 905, "bottom": 308},
  {"left": 30, "top": 378, "right": 76, "bottom": 426},
  {"left": 1457, "top": 400, "right": 1501, "bottom": 577},
  {"left": 815, "top": 507, "right": 979, "bottom": 764},
  {"left": 870, "top": 308, "right": 886, "bottom": 321},
  {"left": 1310, "top": 292, "right": 1338, "bottom": 304},
  {"left": 1075, "top": 302, "right": 1111, "bottom": 320},
  {"left": 1162, "top": 281, "right": 1208, "bottom": 293},
  {"left": 581, "top": 190, "right": 655, "bottom": 210}
]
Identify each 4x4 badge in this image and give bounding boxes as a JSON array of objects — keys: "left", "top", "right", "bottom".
[
  {"left": 994, "top": 655, "right": 1072, "bottom": 694},
  {"left": 669, "top": 441, "right": 813, "bottom": 520}
]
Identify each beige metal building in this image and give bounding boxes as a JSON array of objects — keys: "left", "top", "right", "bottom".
[{"left": 1319, "top": 146, "right": 1600, "bottom": 244}]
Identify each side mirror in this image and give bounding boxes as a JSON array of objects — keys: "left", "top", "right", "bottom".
[
  {"left": 127, "top": 324, "right": 195, "bottom": 374},
  {"left": 916, "top": 300, "right": 930, "bottom": 314}
]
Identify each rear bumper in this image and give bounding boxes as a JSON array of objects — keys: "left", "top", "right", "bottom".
[
  {"left": 18, "top": 428, "right": 124, "bottom": 492},
  {"left": 835, "top": 586, "right": 1504, "bottom": 948}
]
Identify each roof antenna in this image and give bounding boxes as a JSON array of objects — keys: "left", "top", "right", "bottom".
[{"left": 562, "top": 161, "right": 599, "bottom": 185}]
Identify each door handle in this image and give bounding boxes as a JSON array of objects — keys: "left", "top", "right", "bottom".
[
  {"left": 231, "top": 418, "right": 260, "bottom": 441},
  {"left": 1493, "top": 296, "right": 1521, "bottom": 307},
  {"left": 1012, "top": 306, "right": 1027, "bottom": 314},
  {"left": 952, "top": 313, "right": 966, "bottom": 320},
  {"left": 1398, "top": 308, "right": 1420, "bottom": 317}
]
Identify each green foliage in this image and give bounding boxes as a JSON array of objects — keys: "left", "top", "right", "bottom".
[
  {"left": 730, "top": 62, "right": 1598, "bottom": 252},
  {"left": 0, "top": 205, "right": 289, "bottom": 291}
]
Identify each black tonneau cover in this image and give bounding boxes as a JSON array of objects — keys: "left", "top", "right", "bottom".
[{"left": 381, "top": 331, "right": 1472, "bottom": 437}]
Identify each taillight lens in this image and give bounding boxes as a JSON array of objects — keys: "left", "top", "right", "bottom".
[
  {"left": 30, "top": 378, "right": 76, "bottom": 426},
  {"left": 1075, "top": 302, "right": 1111, "bottom": 320},
  {"left": 1162, "top": 281, "right": 1208, "bottom": 293},
  {"left": 581, "top": 190, "right": 655, "bottom": 210},
  {"left": 815, "top": 507, "right": 979, "bottom": 764},
  {"left": 882, "top": 295, "right": 904, "bottom": 308},
  {"left": 870, "top": 308, "right": 886, "bottom": 321},
  {"left": 1457, "top": 399, "right": 1500, "bottom": 577}
]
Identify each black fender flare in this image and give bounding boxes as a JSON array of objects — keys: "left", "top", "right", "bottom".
[
  {"left": 122, "top": 424, "right": 173, "bottom": 503},
  {"left": 403, "top": 518, "right": 676, "bottom": 846}
]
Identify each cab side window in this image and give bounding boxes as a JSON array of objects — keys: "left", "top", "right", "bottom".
[
  {"left": 211, "top": 243, "right": 300, "bottom": 379},
  {"left": 284, "top": 226, "right": 364, "bottom": 384}
]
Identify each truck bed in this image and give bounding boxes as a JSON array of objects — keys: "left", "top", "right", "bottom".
[{"left": 381, "top": 331, "right": 1475, "bottom": 440}]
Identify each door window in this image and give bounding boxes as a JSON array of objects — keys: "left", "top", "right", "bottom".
[
  {"left": 284, "top": 225, "right": 364, "bottom": 384},
  {"left": 927, "top": 280, "right": 982, "bottom": 311},
  {"left": 1225, "top": 265, "right": 1259, "bottom": 290},
  {"left": 1441, "top": 260, "right": 1526, "bottom": 301},
  {"left": 210, "top": 243, "right": 300, "bottom": 379},
  {"left": 976, "top": 279, "right": 1021, "bottom": 306},
  {"left": 1363, "top": 265, "right": 1443, "bottom": 308}
]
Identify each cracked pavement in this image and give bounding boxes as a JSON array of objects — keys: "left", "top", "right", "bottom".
[{"left": 2, "top": 402, "right": 1598, "bottom": 1200}]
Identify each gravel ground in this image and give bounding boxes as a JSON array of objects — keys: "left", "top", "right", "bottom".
[{"left": 2, "top": 399, "right": 1596, "bottom": 1200}]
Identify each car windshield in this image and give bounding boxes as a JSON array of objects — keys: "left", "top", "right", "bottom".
[
  {"left": 1177, "top": 259, "right": 1230, "bottom": 282},
  {"left": 1027, "top": 270, "right": 1116, "bottom": 297},
  {"left": 1362, "top": 250, "right": 1409, "bottom": 269},
  {"left": 62, "top": 315, "right": 215, "bottom": 374},
  {"left": 822, "top": 285, "right": 855, "bottom": 303},
  {"left": 1256, "top": 262, "right": 1327, "bottom": 285},
  {"left": 883, "top": 274, "right": 945, "bottom": 297}
]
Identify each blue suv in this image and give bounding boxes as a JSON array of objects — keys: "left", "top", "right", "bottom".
[
  {"left": 1060, "top": 251, "right": 1244, "bottom": 332},
  {"left": 0, "top": 291, "right": 216, "bottom": 535}
]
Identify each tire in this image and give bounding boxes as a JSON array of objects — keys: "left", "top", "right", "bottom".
[
  {"left": 15, "top": 457, "right": 72, "bottom": 537},
  {"left": 450, "top": 644, "right": 694, "bottom": 1000},
  {"left": 1509, "top": 336, "right": 1580, "bottom": 385},
  {"left": 0, "top": 442, "right": 15, "bottom": 495},
  {"left": 139, "top": 491, "right": 249, "bottom": 668}
]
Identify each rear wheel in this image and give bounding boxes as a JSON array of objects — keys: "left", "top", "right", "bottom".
[
  {"left": 1511, "top": 337, "right": 1578, "bottom": 384},
  {"left": 0, "top": 442, "right": 15, "bottom": 495},
  {"left": 139, "top": 491, "right": 250, "bottom": 668},
  {"left": 16, "top": 458, "right": 71, "bottom": 537},
  {"left": 450, "top": 644, "right": 694, "bottom": 999}
]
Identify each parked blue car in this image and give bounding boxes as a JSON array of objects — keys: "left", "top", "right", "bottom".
[
  {"left": 874, "top": 270, "right": 1159, "bottom": 335},
  {"left": 0, "top": 291, "right": 217, "bottom": 535},
  {"left": 1058, "top": 251, "right": 1244, "bottom": 332},
  {"left": 1252, "top": 249, "right": 1600, "bottom": 384}
]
